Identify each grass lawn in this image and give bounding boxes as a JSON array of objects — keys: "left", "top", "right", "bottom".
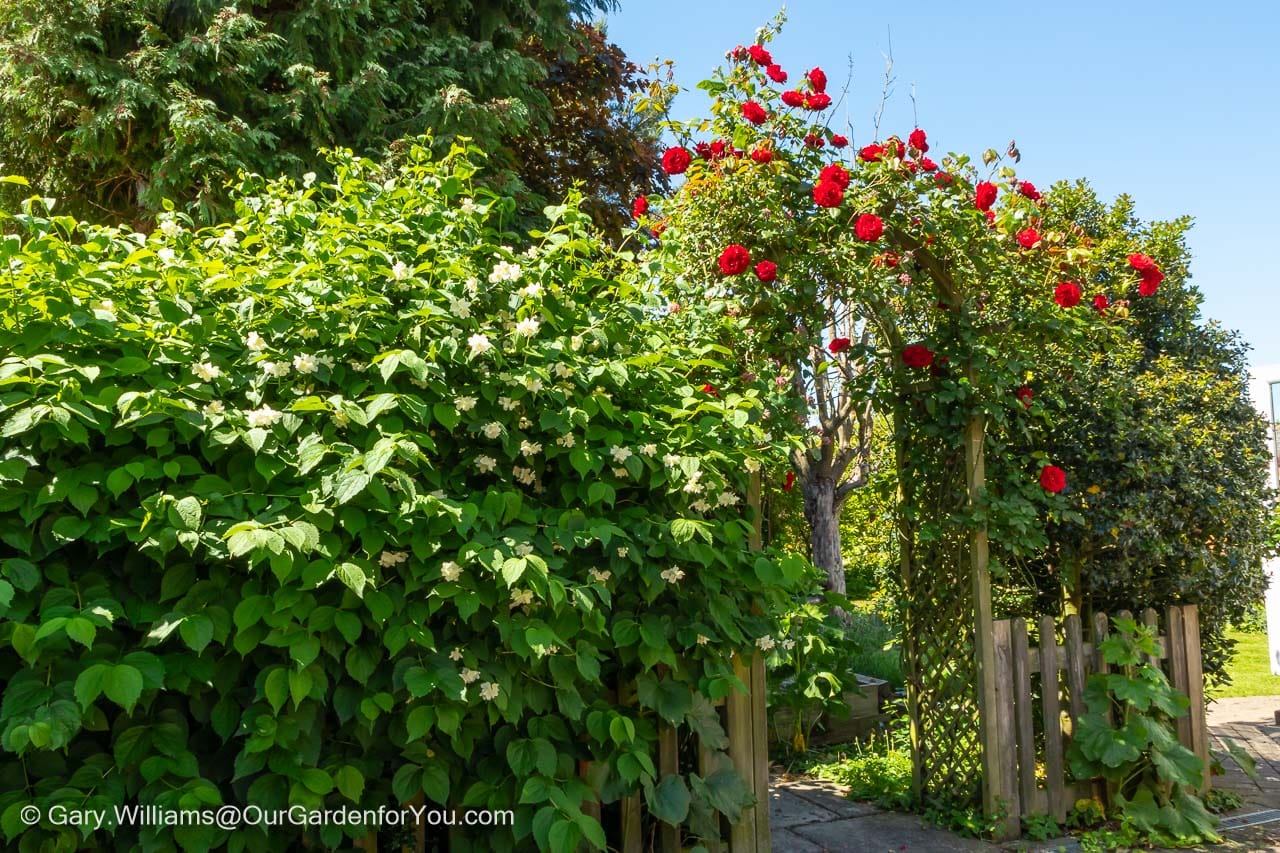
[{"left": 1216, "top": 628, "right": 1280, "bottom": 698}]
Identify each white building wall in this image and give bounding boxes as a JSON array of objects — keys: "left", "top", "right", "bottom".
[{"left": 1247, "top": 366, "right": 1280, "bottom": 674}]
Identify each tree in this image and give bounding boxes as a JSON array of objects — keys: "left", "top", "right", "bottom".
[{"left": 0, "top": 0, "right": 616, "bottom": 226}]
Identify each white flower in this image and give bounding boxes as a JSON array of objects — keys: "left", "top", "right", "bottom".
[
  {"left": 245, "top": 405, "right": 282, "bottom": 428},
  {"left": 555, "top": 433, "right": 575, "bottom": 448},
  {"left": 218, "top": 230, "right": 238, "bottom": 249},
  {"left": 782, "top": 638, "right": 796, "bottom": 650},
  {"left": 589, "top": 569, "right": 611, "bottom": 583},
  {"left": 449, "top": 298, "right": 472, "bottom": 318},
  {"left": 391, "top": 261, "right": 410, "bottom": 280},
  {"left": 467, "top": 333, "right": 492, "bottom": 356},
  {"left": 498, "top": 396, "right": 518, "bottom": 411},
  {"left": 518, "top": 283, "right": 543, "bottom": 299},
  {"left": 99, "top": 299, "right": 114, "bottom": 311},
  {"left": 613, "top": 467, "right": 629, "bottom": 478},
  {"left": 617, "top": 547, "right": 629, "bottom": 558},
  {"left": 460, "top": 198, "right": 477, "bottom": 214},
  {"left": 520, "top": 440, "right": 542, "bottom": 457},
  {"left": 553, "top": 363, "right": 573, "bottom": 379},
  {"left": 293, "top": 353, "right": 318, "bottom": 374},
  {"left": 449, "top": 647, "right": 463, "bottom": 661},
  {"left": 460, "top": 668, "right": 481, "bottom": 685},
  {"left": 756, "top": 635, "right": 776, "bottom": 651},
  {"left": 662, "top": 454, "right": 681, "bottom": 468},
  {"left": 545, "top": 645, "right": 559, "bottom": 655},
  {"left": 514, "top": 317, "right": 540, "bottom": 337},
  {"left": 475, "top": 455, "right": 497, "bottom": 473},
  {"left": 379, "top": 550, "right": 409, "bottom": 568},
  {"left": 697, "top": 634, "right": 711, "bottom": 646},
  {"left": 465, "top": 276, "right": 479, "bottom": 295},
  {"left": 488, "top": 261, "right": 522, "bottom": 283},
  {"left": 610, "top": 445, "right": 633, "bottom": 464},
  {"left": 640, "top": 444, "right": 658, "bottom": 458},
  {"left": 441, "top": 561, "right": 463, "bottom": 582},
  {"left": 524, "top": 377, "right": 543, "bottom": 393},
  {"left": 479, "top": 682, "right": 500, "bottom": 701},
  {"left": 482, "top": 422, "right": 503, "bottom": 439},
  {"left": 523, "top": 246, "right": 539, "bottom": 258},
  {"left": 570, "top": 335, "right": 584, "bottom": 351},
  {"left": 518, "top": 416, "right": 532, "bottom": 430},
  {"left": 203, "top": 400, "right": 225, "bottom": 415},
  {"left": 332, "top": 409, "right": 350, "bottom": 428},
  {"left": 683, "top": 480, "right": 704, "bottom": 494},
  {"left": 717, "top": 491, "right": 740, "bottom": 507},
  {"left": 159, "top": 218, "right": 182, "bottom": 238},
  {"left": 157, "top": 248, "right": 176, "bottom": 265},
  {"left": 260, "top": 360, "right": 290, "bottom": 378},
  {"left": 745, "top": 458, "right": 762, "bottom": 473},
  {"left": 298, "top": 326, "right": 319, "bottom": 339},
  {"left": 510, "top": 588, "right": 534, "bottom": 609},
  {"left": 513, "top": 466, "right": 536, "bottom": 486},
  {"left": 690, "top": 499, "right": 711, "bottom": 513},
  {"left": 191, "top": 362, "right": 221, "bottom": 382},
  {"left": 245, "top": 331, "right": 268, "bottom": 352},
  {"left": 514, "top": 543, "right": 534, "bottom": 557},
  {"left": 660, "top": 566, "right": 685, "bottom": 584},
  {"left": 455, "top": 396, "right": 477, "bottom": 412}
]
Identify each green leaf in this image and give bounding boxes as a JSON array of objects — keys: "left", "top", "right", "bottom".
[
  {"left": 103, "top": 664, "right": 145, "bottom": 713},
  {"left": 334, "top": 470, "right": 372, "bottom": 504},
  {"left": 264, "top": 668, "right": 289, "bottom": 713},
  {"left": 65, "top": 617, "right": 96, "bottom": 649},
  {"left": 300, "top": 768, "right": 333, "bottom": 795},
  {"left": 168, "top": 496, "right": 202, "bottom": 531},
  {"left": 645, "top": 775, "right": 691, "bottom": 825},
  {"left": 2, "top": 558, "right": 39, "bottom": 592},
  {"left": 334, "top": 766, "right": 365, "bottom": 802},
  {"left": 74, "top": 663, "right": 110, "bottom": 710},
  {"left": 507, "top": 739, "right": 538, "bottom": 775},
  {"left": 179, "top": 614, "right": 214, "bottom": 652},
  {"left": 335, "top": 562, "right": 367, "bottom": 597},
  {"left": 51, "top": 515, "right": 91, "bottom": 543}
]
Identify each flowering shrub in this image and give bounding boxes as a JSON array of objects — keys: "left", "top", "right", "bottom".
[{"left": 0, "top": 143, "right": 809, "bottom": 850}]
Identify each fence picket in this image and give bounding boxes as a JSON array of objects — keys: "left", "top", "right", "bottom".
[
  {"left": 1038, "top": 615, "right": 1067, "bottom": 823},
  {"left": 1010, "top": 618, "right": 1038, "bottom": 814},
  {"left": 1064, "top": 614, "right": 1086, "bottom": 729},
  {"left": 1181, "top": 606, "right": 1210, "bottom": 790}
]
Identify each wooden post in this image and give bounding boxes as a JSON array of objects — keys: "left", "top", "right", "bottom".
[
  {"left": 1063, "top": 614, "right": 1086, "bottom": 730},
  {"left": 750, "top": 653, "right": 770, "bottom": 849},
  {"left": 619, "top": 679, "right": 644, "bottom": 853},
  {"left": 992, "top": 619, "right": 1020, "bottom": 835},
  {"left": 400, "top": 792, "right": 426, "bottom": 853},
  {"left": 1166, "top": 606, "right": 1193, "bottom": 752},
  {"left": 1142, "top": 609, "right": 1161, "bottom": 668},
  {"left": 698, "top": 737, "right": 725, "bottom": 853},
  {"left": 658, "top": 726, "right": 681, "bottom": 852},
  {"left": 1092, "top": 612, "right": 1112, "bottom": 726},
  {"left": 1011, "top": 618, "right": 1038, "bottom": 815},
  {"left": 727, "top": 653, "right": 757, "bottom": 852},
  {"left": 1039, "top": 615, "right": 1067, "bottom": 824},
  {"left": 1181, "top": 606, "right": 1210, "bottom": 791}
]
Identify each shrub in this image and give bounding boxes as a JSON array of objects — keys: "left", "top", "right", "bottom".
[{"left": 0, "top": 143, "right": 808, "bottom": 850}]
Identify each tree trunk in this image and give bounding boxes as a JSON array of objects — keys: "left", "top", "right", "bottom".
[{"left": 802, "top": 477, "right": 845, "bottom": 596}]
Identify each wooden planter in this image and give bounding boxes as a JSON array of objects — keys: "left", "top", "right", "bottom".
[{"left": 770, "top": 674, "right": 889, "bottom": 748}]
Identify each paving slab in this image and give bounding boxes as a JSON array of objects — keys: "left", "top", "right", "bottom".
[{"left": 789, "top": 810, "right": 995, "bottom": 851}]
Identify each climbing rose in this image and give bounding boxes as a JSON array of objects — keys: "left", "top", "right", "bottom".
[
  {"left": 718, "top": 244, "right": 751, "bottom": 275},
  {"left": 831, "top": 134, "right": 848, "bottom": 147},
  {"left": 813, "top": 181, "right": 843, "bottom": 208},
  {"left": 783, "top": 471, "right": 796, "bottom": 491},
  {"left": 1040, "top": 465, "right": 1067, "bottom": 494},
  {"left": 919, "top": 157, "right": 938, "bottom": 171},
  {"left": 902, "top": 344, "right": 934, "bottom": 368},
  {"left": 828, "top": 337, "right": 851, "bottom": 354},
  {"left": 984, "top": 209, "right": 996, "bottom": 227},
  {"left": 701, "top": 383, "right": 719, "bottom": 397},
  {"left": 632, "top": 195, "right": 648, "bottom": 218},
  {"left": 855, "top": 213, "right": 884, "bottom": 242},
  {"left": 1138, "top": 268, "right": 1163, "bottom": 296},
  {"left": 662, "top": 147, "right": 692, "bottom": 175},
  {"left": 819, "top": 163, "right": 850, "bottom": 188},
  {"left": 887, "top": 138, "right": 905, "bottom": 159},
  {"left": 730, "top": 45, "right": 748, "bottom": 61},
  {"left": 1017, "top": 228, "right": 1041, "bottom": 249},
  {"left": 803, "top": 134, "right": 825, "bottom": 148},
  {"left": 1127, "top": 253, "right": 1158, "bottom": 272},
  {"left": 1053, "top": 281, "right": 1082, "bottom": 307},
  {"left": 975, "top": 181, "right": 998, "bottom": 211},
  {"left": 766, "top": 64, "right": 788, "bottom": 83},
  {"left": 747, "top": 44, "right": 772, "bottom": 65},
  {"left": 805, "top": 92, "right": 832, "bottom": 110},
  {"left": 751, "top": 147, "right": 773, "bottom": 163},
  {"left": 1093, "top": 293, "right": 1110, "bottom": 311},
  {"left": 909, "top": 128, "right": 929, "bottom": 152},
  {"left": 1016, "top": 386, "right": 1033, "bottom": 408},
  {"left": 754, "top": 260, "right": 778, "bottom": 282},
  {"left": 1019, "top": 181, "right": 1042, "bottom": 200},
  {"left": 859, "top": 144, "right": 885, "bottom": 162},
  {"left": 781, "top": 90, "right": 805, "bottom": 107},
  {"left": 741, "top": 101, "right": 768, "bottom": 125},
  {"left": 808, "top": 67, "right": 828, "bottom": 92}
]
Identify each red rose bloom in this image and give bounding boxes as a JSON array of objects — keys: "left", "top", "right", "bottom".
[
  {"left": 974, "top": 181, "right": 998, "bottom": 211},
  {"left": 1015, "top": 386, "right": 1033, "bottom": 408},
  {"left": 741, "top": 101, "right": 768, "bottom": 125},
  {"left": 1127, "top": 253, "right": 1158, "bottom": 272},
  {"left": 985, "top": 209, "right": 996, "bottom": 226},
  {"left": 808, "top": 67, "right": 828, "bottom": 93},
  {"left": 805, "top": 93, "right": 832, "bottom": 110},
  {"left": 750, "top": 147, "right": 773, "bottom": 164},
  {"left": 902, "top": 344, "right": 935, "bottom": 368},
  {"left": 855, "top": 213, "right": 884, "bottom": 242},
  {"left": 632, "top": 195, "right": 648, "bottom": 218},
  {"left": 1040, "top": 465, "right": 1067, "bottom": 494},
  {"left": 1016, "top": 228, "right": 1041, "bottom": 249},
  {"left": 718, "top": 244, "right": 751, "bottom": 275},
  {"left": 661, "top": 146, "right": 692, "bottom": 175},
  {"left": 828, "top": 337, "right": 851, "bottom": 354},
  {"left": 813, "top": 181, "right": 843, "bottom": 208},
  {"left": 1053, "top": 281, "right": 1082, "bottom": 308},
  {"left": 831, "top": 134, "right": 849, "bottom": 147},
  {"left": 754, "top": 260, "right": 778, "bottom": 282},
  {"left": 909, "top": 128, "right": 929, "bottom": 152},
  {"left": 730, "top": 45, "right": 748, "bottom": 61},
  {"left": 887, "top": 138, "right": 906, "bottom": 159},
  {"left": 747, "top": 44, "right": 772, "bottom": 65},
  {"left": 766, "top": 64, "right": 788, "bottom": 83},
  {"left": 781, "top": 90, "right": 805, "bottom": 108},
  {"left": 819, "top": 163, "right": 850, "bottom": 188},
  {"left": 707, "top": 140, "right": 729, "bottom": 160},
  {"left": 1093, "top": 293, "right": 1110, "bottom": 311},
  {"left": 783, "top": 471, "right": 796, "bottom": 491},
  {"left": 1019, "top": 181, "right": 1041, "bottom": 201},
  {"left": 859, "top": 144, "right": 885, "bottom": 162},
  {"left": 935, "top": 172, "right": 954, "bottom": 185},
  {"left": 1138, "top": 267, "right": 1163, "bottom": 296},
  {"left": 919, "top": 157, "right": 938, "bottom": 171},
  {"left": 701, "top": 383, "right": 719, "bottom": 397},
  {"left": 803, "top": 134, "right": 825, "bottom": 148}
]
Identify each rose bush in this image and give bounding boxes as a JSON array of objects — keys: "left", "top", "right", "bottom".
[{"left": 0, "top": 143, "right": 809, "bottom": 850}]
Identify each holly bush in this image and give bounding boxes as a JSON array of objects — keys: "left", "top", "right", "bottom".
[{"left": 0, "top": 142, "right": 809, "bottom": 851}]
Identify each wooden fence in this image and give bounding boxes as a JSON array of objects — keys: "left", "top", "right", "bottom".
[{"left": 985, "top": 604, "right": 1208, "bottom": 838}]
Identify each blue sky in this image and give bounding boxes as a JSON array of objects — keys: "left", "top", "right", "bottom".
[{"left": 607, "top": 1, "right": 1280, "bottom": 369}]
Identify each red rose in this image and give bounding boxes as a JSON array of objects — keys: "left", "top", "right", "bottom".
[
  {"left": 632, "top": 195, "right": 648, "bottom": 218},
  {"left": 984, "top": 209, "right": 996, "bottom": 226},
  {"left": 730, "top": 45, "right": 748, "bottom": 61},
  {"left": 805, "top": 93, "right": 832, "bottom": 110},
  {"left": 1016, "top": 228, "right": 1041, "bottom": 249},
  {"left": 887, "top": 137, "right": 905, "bottom": 159},
  {"left": 783, "top": 471, "right": 796, "bottom": 491},
  {"left": 917, "top": 157, "right": 937, "bottom": 172},
  {"left": 855, "top": 213, "right": 883, "bottom": 242},
  {"left": 1015, "top": 386, "right": 1033, "bottom": 408},
  {"left": 803, "top": 134, "right": 825, "bottom": 148},
  {"left": 1092, "top": 293, "right": 1110, "bottom": 311},
  {"left": 813, "top": 181, "right": 843, "bottom": 208},
  {"left": 766, "top": 64, "right": 788, "bottom": 83},
  {"left": 902, "top": 344, "right": 934, "bottom": 368},
  {"left": 859, "top": 144, "right": 885, "bottom": 162},
  {"left": 874, "top": 251, "right": 900, "bottom": 268},
  {"left": 754, "top": 260, "right": 778, "bottom": 282},
  {"left": 1019, "top": 181, "right": 1041, "bottom": 201},
  {"left": 828, "top": 337, "right": 851, "bottom": 354},
  {"left": 830, "top": 134, "right": 848, "bottom": 147},
  {"left": 1040, "top": 465, "right": 1067, "bottom": 494},
  {"left": 908, "top": 128, "right": 929, "bottom": 152},
  {"left": 661, "top": 146, "right": 691, "bottom": 175},
  {"left": 1053, "top": 281, "right": 1082, "bottom": 308},
  {"left": 1127, "top": 253, "right": 1158, "bottom": 272},
  {"left": 750, "top": 147, "right": 773, "bottom": 164},
  {"left": 781, "top": 90, "right": 805, "bottom": 108},
  {"left": 935, "top": 172, "right": 954, "bottom": 185},
  {"left": 808, "top": 67, "right": 828, "bottom": 93},
  {"left": 747, "top": 44, "right": 772, "bottom": 65},
  {"left": 741, "top": 101, "right": 768, "bottom": 125},
  {"left": 718, "top": 244, "right": 751, "bottom": 275},
  {"left": 974, "top": 181, "right": 998, "bottom": 211},
  {"left": 1138, "top": 267, "right": 1163, "bottom": 296},
  {"left": 707, "top": 140, "right": 729, "bottom": 160},
  {"left": 819, "top": 163, "right": 850, "bottom": 188}
]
